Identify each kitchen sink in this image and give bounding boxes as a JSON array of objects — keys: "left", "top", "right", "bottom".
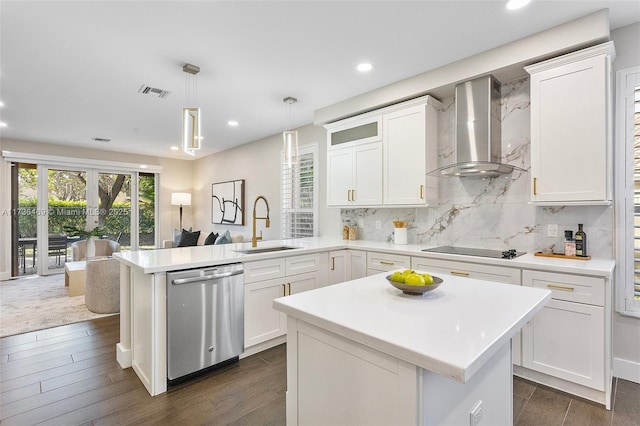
[{"left": 234, "top": 245, "right": 301, "bottom": 254}]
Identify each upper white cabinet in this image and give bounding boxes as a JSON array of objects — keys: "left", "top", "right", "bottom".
[
  {"left": 325, "top": 95, "right": 440, "bottom": 207},
  {"left": 327, "top": 142, "right": 383, "bottom": 206},
  {"left": 526, "top": 42, "right": 615, "bottom": 205},
  {"left": 383, "top": 100, "right": 439, "bottom": 205}
]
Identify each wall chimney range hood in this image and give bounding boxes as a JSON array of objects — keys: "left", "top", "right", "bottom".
[{"left": 427, "top": 75, "right": 525, "bottom": 178}]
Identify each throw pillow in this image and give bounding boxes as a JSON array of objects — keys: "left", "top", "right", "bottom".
[
  {"left": 177, "top": 229, "right": 200, "bottom": 247},
  {"left": 204, "top": 232, "right": 219, "bottom": 245},
  {"left": 214, "top": 230, "right": 232, "bottom": 245},
  {"left": 172, "top": 229, "right": 182, "bottom": 247}
]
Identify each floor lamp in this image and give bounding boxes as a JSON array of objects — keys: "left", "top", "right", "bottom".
[{"left": 171, "top": 192, "right": 192, "bottom": 230}]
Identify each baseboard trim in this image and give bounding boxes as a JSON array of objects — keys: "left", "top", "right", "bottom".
[
  {"left": 116, "top": 343, "right": 132, "bottom": 368},
  {"left": 0, "top": 271, "right": 10, "bottom": 281},
  {"left": 613, "top": 357, "right": 640, "bottom": 384}
]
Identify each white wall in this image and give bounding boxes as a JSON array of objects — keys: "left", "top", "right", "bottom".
[
  {"left": 0, "top": 139, "right": 193, "bottom": 278},
  {"left": 611, "top": 22, "right": 640, "bottom": 381},
  {"left": 192, "top": 123, "right": 340, "bottom": 242}
]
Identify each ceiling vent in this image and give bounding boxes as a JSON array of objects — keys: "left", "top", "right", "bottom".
[
  {"left": 138, "top": 85, "right": 171, "bottom": 99},
  {"left": 92, "top": 137, "right": 111, "bottom": 142}
]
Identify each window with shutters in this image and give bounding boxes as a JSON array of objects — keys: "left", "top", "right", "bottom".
[
  {"left": 281, "top": 144, "right": 317, "bottom": 239},
  {"left": 617, "top": 67, "right": 640, "bottom": 317}
]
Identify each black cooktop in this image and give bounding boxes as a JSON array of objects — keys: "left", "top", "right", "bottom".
[{"left": 421, "top": 246, "right": 526, "bottom": 259}]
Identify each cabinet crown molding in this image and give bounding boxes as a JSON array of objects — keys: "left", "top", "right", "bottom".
[{"left": 525, "top": 41, "right": 615, "bottom": 75}]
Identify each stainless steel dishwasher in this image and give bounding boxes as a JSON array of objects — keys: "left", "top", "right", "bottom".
[{"left": 166, "top": 263, "right": 244, "bottom": 385}]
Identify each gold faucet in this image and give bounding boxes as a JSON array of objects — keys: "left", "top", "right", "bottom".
[{"left": 252, "top": 195, "right": 270, "bottom": 247}]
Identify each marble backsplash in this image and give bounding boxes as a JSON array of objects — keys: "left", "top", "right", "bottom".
[{"left": 341, "top": 77, "right": 614, "bottom": 258}]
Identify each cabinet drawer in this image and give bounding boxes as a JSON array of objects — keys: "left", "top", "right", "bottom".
[
  {"left": 367, "top": 252, "right": 411, "bottom": 272},
  {"left": 411, "top": 257, "right": 521, "bottom": 285},
  {"left": 244, "top": 258, "right": 286, "bottom": 284},
  {"left": 286, "top": 254, "right": 321, "bottom": 276},
  {"left": 523, "top": 270, "right": 605, "bottom": 306}
]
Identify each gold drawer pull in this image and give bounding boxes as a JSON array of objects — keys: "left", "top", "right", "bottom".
[
  {"left": 420, "top": 184, "right": 424, "bottom": 199},
  {"left": 547, "top": 283, "right": 574, "bottom": 291},
  {"left": 288, "top": 283, "right": 291, "bottom": 295},
  {"left": 331, "top": 257, "right": 335, "bottom": 271},
  {"left": 533, "top": 177, "right": 537, "bottom": 196},
  {"left": 380, "top": 261, "right": 395, "bottom": 266},
  {"left": 282, "top": 284, "right": 286, "bottom": 297},
  {"left": 450, "top": 271, "right": 470, "bottom": 277}
]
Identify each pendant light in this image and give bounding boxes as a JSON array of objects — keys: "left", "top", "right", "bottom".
[
  {"left": 283, "top": 96, "right": 298, "bottom": 168},
  {"left": 182, "top": 63, "right": 201, "bottom": 155}
]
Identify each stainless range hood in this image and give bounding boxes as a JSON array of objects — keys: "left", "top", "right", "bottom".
[{"left": 427, "top": 75, "right": 525, "bottom": 178}]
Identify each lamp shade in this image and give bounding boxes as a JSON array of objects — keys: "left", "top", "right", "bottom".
[{"left": 171, "top": 192, "right": 192, "bottom": 206}]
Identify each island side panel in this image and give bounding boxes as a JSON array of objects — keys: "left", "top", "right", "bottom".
[
  {"left": 117, "top": 262, "right": 132, "bottom": 368},
  {"left": 421, "top": 340, "right": 513, "bottom": 425},
  {"left": 130, "top": 268, "right": 167, "bottom": 396},
  {"left": 287, "top": 318, "right": 418, "bottom": 426}
]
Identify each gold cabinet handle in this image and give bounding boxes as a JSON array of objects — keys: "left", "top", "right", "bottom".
[
  {"left": 282, "top": 283, "right": 286, "bottom": 297},
  {"left": 331, "top": 257, "right": 335, "bottom": 271},
  {"left": 347, "top": 190, "right": 351, "bottom": 202},
  {"left": 450, "top": 271, "right": 470, "bottom": 277},
  {"left": 533, "top": 177, "right": 537, "bottom": 196},
  {"left": 287, "top": 283, "right": 291, "bottom": 295},
  {"left": 352, "top": 189, "right": 355, "bottom": 201},
  {"left": 380, "top": 261, "right": 394, "bottom": 266},
  {"left": 420, "top": 184, "right": 424, "bottom": 199},
  {"left": 547, "top": 283, "right": 574, "bottom": 291}
]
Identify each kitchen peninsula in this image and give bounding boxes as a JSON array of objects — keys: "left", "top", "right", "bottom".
[
  {"left": 113, "top": 237, "right": 614, "bottom": 403},
  {"left": 274, "top": 272, "right": 551, "bottom": 425}
]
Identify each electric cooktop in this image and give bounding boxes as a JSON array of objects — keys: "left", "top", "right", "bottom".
[{"left": 421, "top": 246, "right": 526, "bottom": 259}]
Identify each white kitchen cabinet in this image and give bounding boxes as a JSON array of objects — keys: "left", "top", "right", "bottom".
[
  {"left": 244, "top": 254, "right": 323, "bottom": 348},
  {"left": 328, "top": 249, "right": 367, "bottom": 285},
  {"left": 347, "top": 250, "right": 367, "bottom": 280},
  {"left": 328, "top": 250, "right": 346, "bottom": 285},
  {"left": 366, "top": 251, "right": 411, "bottom": 276},
  {"left": 383, "top": 99, "right": 439, "bottom": 205},
  {"left": 526, "top": 42, "right": 614, "bottom": 204},
  {"left": 520, "top": 269, "right": 610, "bottom": 408},
  {"left": 326, "top": 114, "right": 381, "bottom": 149},
  {"left": 244, "top": 277, "right": 287, "bottom": 347},
  {"left": 327, "top": 142, "right": 382, "bottom": 206}
]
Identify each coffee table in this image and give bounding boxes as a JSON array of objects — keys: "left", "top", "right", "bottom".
[{"left": 65, "top": 261, "right": 86, "bottom": 297}]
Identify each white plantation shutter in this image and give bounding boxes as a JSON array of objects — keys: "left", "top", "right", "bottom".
[
  {"left": 631, "top": 83, "right": 640, "bottom": 306},
  {"left": 281, "top": 145, "right": 317, "bottom": 239}
]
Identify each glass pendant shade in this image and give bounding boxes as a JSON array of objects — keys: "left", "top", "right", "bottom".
[
  {"left": 283, "top": 130, "right": 298, "bottom": 168},
  {"left": 183, "top": 107, "right": 201, "bottom": 154}
]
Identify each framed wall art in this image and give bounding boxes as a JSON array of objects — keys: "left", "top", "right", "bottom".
[{"left": 211, "top": 179, "right": 244, "bottom": 225}]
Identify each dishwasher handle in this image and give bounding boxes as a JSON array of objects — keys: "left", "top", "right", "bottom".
[{"left": 171, "top": 269, "right": 244, "bottom": 285}]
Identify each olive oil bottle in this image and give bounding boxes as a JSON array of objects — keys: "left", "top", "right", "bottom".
[{"left": 575, "top": 224, "right": 587, "bottom": 257}]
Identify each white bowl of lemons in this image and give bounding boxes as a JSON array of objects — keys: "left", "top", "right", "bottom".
[{"left": 386, "top": 269, "right": 443, "bottom": 295}]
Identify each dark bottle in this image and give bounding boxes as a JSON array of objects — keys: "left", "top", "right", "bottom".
[{"left": 575, "top": 224, "right": 587, "bottom": 257}]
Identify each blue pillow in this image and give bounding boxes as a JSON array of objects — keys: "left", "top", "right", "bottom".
[{"left": 214, "top": 230, "right": 232, "bottom": 245}]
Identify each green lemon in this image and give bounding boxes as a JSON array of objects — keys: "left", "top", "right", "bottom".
[
  {"left": 404, "top": 273, "right": 426, "bottom": 286},
  {"left": 422, "top": 273, "right": 434, "bottom": 285},
  {"left": 390, "top": 271, "right": 405, "bottom": 283}
]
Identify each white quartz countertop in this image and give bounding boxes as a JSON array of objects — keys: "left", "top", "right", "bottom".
[
  {"left": 273, "top": 271, "right": 552, "bottom": 383},
  {"left": 113, "top": 237, "right": 615, "bottom": 277}
]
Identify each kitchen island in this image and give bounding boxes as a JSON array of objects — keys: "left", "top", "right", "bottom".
[{"left": 274, "top": 271, "right": 551, "bottom": 425}]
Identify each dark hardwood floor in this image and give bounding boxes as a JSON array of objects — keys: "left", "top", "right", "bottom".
[
  {"left": 1, "top": 316, "right": 638, "bottom": 425},
  {"left": 0, "top": 316, "right": 285, "bottom": 425}
]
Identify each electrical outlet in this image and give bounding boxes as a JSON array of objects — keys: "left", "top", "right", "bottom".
[
  {"left": 547, "top": 224, "right": 558, "bottom": 238},
  {"left": 358, "top": 218, "right": 364, "bottom": 227},
  {"left": 470, "top": 400, "right": 483, "bottom": 426},
  {"left": 375, "top": 220, "right": 381, "bottom": 229}
]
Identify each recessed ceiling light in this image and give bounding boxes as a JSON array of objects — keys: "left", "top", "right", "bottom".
[
  {"left": 506, "top": 0, "right": 531, "bottom": 10},
  {"left": 357, "top": 63, "right": 373, "bottom": 73},
  {"left": 228, "top": 120, "right": 239, "bottom": 127},
  {"left": 170, "top": 146, "right": 179, "bottom": 151},
  {"left": 0, "top": 100, "right": 4, "bottom": 107},
  {"left": 0, "top": 122, "right": 7, "bottom": 127}
]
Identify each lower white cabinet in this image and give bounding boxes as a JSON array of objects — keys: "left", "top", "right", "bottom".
[
  {"left": 366, "top": 251, "right": 411, "bottom": 276},
  {"left": 244, "top": 254, "right": 323, "bottom": 348},
  {"left": 328, "top": 250, "right": 367, "bottom": 285},
  {"left": 521, "top": 270, "right": 607, "bottom": 392}
]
